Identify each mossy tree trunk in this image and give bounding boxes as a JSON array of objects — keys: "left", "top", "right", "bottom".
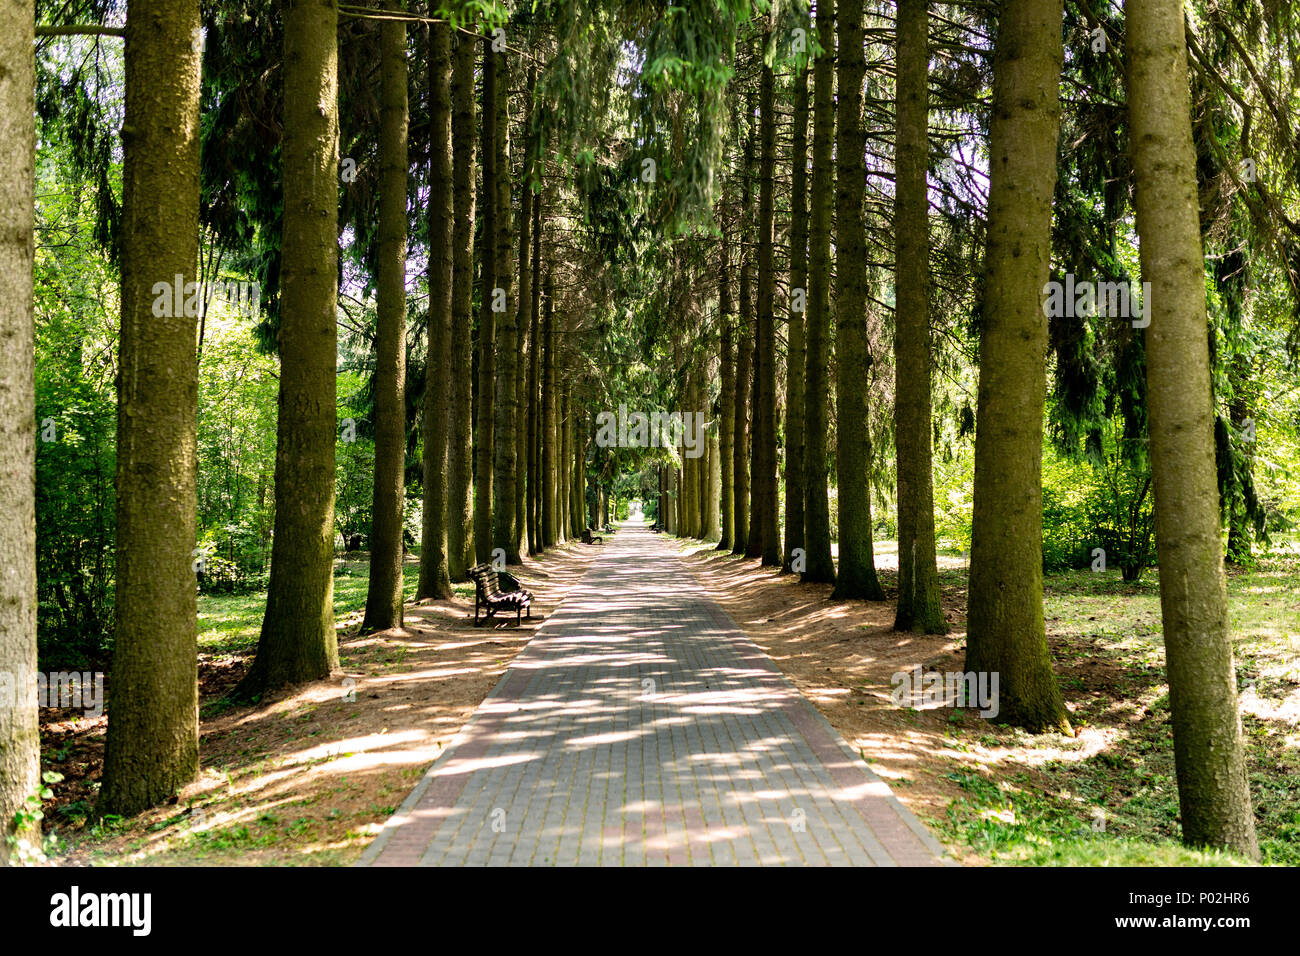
[
  {"left": 103, "top": 8, "right": 207, "bottom": 809},
  {"left": 573, "top": 414, "right": 586, "bottom": 536},
  {"left": 892, "top": 0, "right": 946, "bottom": 632},
  {"left": 236, "top": 0, "right": 340, "bottom": 700},
  {"left": 541, "top": 272, "right": 556, "bottom": 546},
  {"left": 802, "top": 0, "right": 836, "bottom": 585},
  {"left": 362, "top": 7, "right": 408, "bottom": 630},
  {"left": 732, "top": 96, "right": 755, "bottom": 557},
  {"left": 832, "top": 0, "right": 884, "bottom": 601},
  {"left": 678, "top": 335, "right": 686, "bottom": 536},
  {"left": 783, "top": 60, "right": 809, "bottom": 574},
  {"left": 474, "top": 36, "right": 497, "bottom": 565},
  {"left": 491, "top": 41, "right": 518, "bottom": 564},
  {"left": 717, "top": 232, "right": 735, "bottom": 551},
  {"left": 447, "top": 24, "right": 476, "bottom": 581},
  {"left": 104, "top": 0, "right": 206, "bottom": 804},
  {"left": 417, "top": 6, "right": 454, "bottom": 602},
  {"left": 0, "top": 0, "right": 39, "bottom": 857},
  {"left": 698, "top": 365, "right": 711, "bottom": 537},
  {"left": 754, "top": 54, "right": 780, "bottom": 566},
  {"left": 965, "top": 0, "right": 1070, "bottom": 733},
  {"left": 559, "top": 388, "right": 571, "bottom": 541},
  {"left": 526, "top": 193, "right": 543, "bottom": 555},
  {"left": 1127, "top": 0, "right": 1259, "bottom": 858},
  {"left": 514, "top": 69, "right": 536, "bottom": 560}
]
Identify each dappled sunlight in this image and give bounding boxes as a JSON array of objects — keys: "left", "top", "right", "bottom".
[
  {"left": 51, "top": 538, "right": 600, "bottom": 865},
  {"left": 685, "top": 538, "right": 1300, "bottom": 864},
  {"left": 356, "top": 526, "right": 948, "bottom": 865}
]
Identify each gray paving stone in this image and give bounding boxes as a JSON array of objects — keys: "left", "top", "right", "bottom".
[{"left": 362, "top": 522, "right": 952, "bottom": 867}]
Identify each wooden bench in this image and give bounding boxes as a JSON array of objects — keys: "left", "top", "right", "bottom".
[
  {"left": 467, "top": 564, "right": 533, "bottom": 626},
  {"left": 582, "top": 527, "right": 603, "bottom": 544}
]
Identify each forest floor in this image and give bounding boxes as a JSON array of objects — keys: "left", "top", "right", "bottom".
[
  {"left": 682, "top": 538, "right": 1300, "bottom": 866},
  {"left": 35, "top": 533, "right": 1298, "bottom": 866},
  {"left": 37, "top": 542, "right": 597, "bottom": 866}
]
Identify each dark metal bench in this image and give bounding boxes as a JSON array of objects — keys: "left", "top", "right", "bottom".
[
  {"left": 467, "top": 564, "right": 533, "bottom": 626},
  {"left": 582, "top": 527, "right": 603, "bottom": 544}
]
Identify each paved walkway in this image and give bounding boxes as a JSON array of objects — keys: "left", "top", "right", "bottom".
[{"left": 361, "top": 521, "right": 951, "bottom": 866}]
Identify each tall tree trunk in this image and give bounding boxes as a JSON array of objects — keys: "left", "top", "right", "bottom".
[
  {"left": 732, "top": 99, "right": 755, "bottom": 557},
  {"left": 671, "top": 465, "right": 679, "bottom": 532},
  {"left": 103, "top": 0, "right": 202, "bottom": 813},
  {"left": 573, "top": 415, "right": 585, "bottom": 536},
  {"left": 746, "top": 320, "right": 761, "bottom": 556},
  {"left": 657, "top": 465, "right": 665, "bottom": 529},
  {"left": 695, "top": 366, "right": 708, "bottom": 536},
  {"left": 965, "top": 0, "right": 1070, "bottom": 732},
  {"left": 655, "top": 466, "right": 662, "bottom": 527},
  {"left": 363, "top": 8, "right": 408, "bottom": 631},
  {"left": 526, "top": 193, "right": 542, "bottom": 555},
  {"left": 514, "top": 70, "right": 535, "bottom": 560},
  {"left": 559, "top": 387, "right": 570, "bottom": 541},
  {"left": 832, "top": 0, "right": 884, "bottom": 600},
  {"left": 756, "top": 55, "right": 780, "bottom": 566},
  {"left": 418, "top": 7, "right": 454, "bottom": 602},
  {"left": 893, "top": 0, "right": 945, "bottom": 632},
  {"left": 542, "top": 273, "right": 556, "bottom": 546},
  {"left": 236, "top": 0, "right": 340, "bottom": 700},
  {"left": 717, "top": 235, "right": 735, "bottom": 551},
  {"left": 0, "top": 0, "right": 39, "bottom": 858},
  {"left": 1127, "top": 0, "right": 1259, "bottom": 858},
  {"left": 676, "top": 462, "right": 684, "bottom": 536},
  {"left": 491, "top": 41, "right": 518, "bottom": 563},
  {"left": 676, "top": 334, "right": 695, "bottom": 538},
  {"left": 698, "top": 367, "right": 711, "bottom": 537},
  {"left": 783, "top": 59, "right": 809, "bottom": 574},
  {"left": 447, "top": 24, "right": 476, "bottom": 580},
  {"left": 705, "top": 426, "right": 721, "bottom": 540},
  {"left": 802, "top": 0, "right": 836, "bottom": 584},
  {"left": 474, "top": 36, "right": 497, "bottom": 565}
]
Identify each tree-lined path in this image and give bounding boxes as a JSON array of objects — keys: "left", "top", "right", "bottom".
[
  {"left": 12, "top": 0, "right": 1293, "bottom": 871},
  {"left": 361, "top": 520, "right": 949, "bottom": 866}
]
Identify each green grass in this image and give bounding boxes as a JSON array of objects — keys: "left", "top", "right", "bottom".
[
  {"left": 197, "top": 557, "right": 479, "bottom": 657},
  {"left": 933, "top": 546, "right": 1300, "bottom": 866},
  {"left": 934, "top": 770, "right": 1255, "bottom": 866}
]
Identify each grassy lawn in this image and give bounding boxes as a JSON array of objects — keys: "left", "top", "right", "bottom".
[
  {"left": 930, "top": 547, "right": 1300, "bottom": 865},
  {"left": 196, "top": 555, "right": 475, "bottom": 659}
]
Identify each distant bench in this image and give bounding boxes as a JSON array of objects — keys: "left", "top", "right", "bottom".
[{"left": 467, "top": 564, "right": 533, "bottom": 627}]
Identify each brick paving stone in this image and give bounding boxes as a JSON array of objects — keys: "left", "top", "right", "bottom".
[{"left": 360, "top": 521, "right": 954, "bottom": 867}]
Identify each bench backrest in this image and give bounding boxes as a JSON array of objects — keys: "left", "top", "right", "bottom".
[{"left": 468, "top": 564, "right": 502, "bottom": 598}]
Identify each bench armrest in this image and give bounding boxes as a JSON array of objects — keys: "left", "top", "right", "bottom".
[{"left": 497, "top": 570, "right": 524, "bottom": 593}]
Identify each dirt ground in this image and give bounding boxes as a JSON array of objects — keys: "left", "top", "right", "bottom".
[{"left": 43, "top": 542, "right": 596, "bottom": 866}]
